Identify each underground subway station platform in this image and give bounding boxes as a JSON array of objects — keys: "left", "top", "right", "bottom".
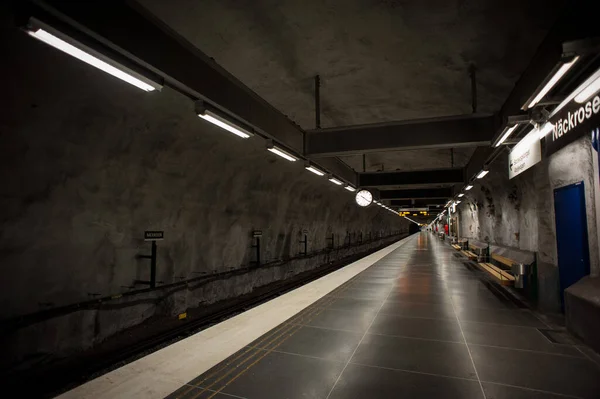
[{"left": 2, "top": 0, "right": 600, "bottom": 398}]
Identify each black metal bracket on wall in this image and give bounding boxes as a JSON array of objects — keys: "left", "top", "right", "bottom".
[
  {"left": 137, "top": 231, "right": 163, "bottom": 289},
  {"left": 299, "top": 232, "right": 308, "bottom": 257},
  {"left": 327, "top": 233, "right": 335, "bottom": 250},
  {"left": 251, "top": 230, "right": 262, "bottom": 267}
]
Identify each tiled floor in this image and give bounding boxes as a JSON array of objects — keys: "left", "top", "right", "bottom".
[{"left": 166, "top": 233, "right": 600, "bottom": 399}]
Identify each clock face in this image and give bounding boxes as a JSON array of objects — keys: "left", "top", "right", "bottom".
[{"left": 355, "top": 189, "right": 373, "bottom": 207}]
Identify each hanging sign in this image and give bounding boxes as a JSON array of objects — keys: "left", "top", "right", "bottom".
[
  {"left": 509, "top": 129, "right": 542, "bottom": 179},
  {"left": 547, "top": 94, "right": 600, "bottom": 155}
]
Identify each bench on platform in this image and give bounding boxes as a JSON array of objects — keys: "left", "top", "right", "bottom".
[
  {"left": 461, "top": 250, "right": 479, "bottom": 260},
  {"left": 452, "top": 244, "right": 462, "bottom": 250},
  {"left": 478, "top": 262, "right": 515, "bottom": 286}
]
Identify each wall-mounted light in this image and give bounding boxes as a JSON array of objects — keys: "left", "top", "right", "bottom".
[
  {"left": 24, "top": 18, "right": 163, "bottom": 92},
  {"left": 458, "top": 193, "right": 464, "bottom": 197},
  {"left": 344, "top": 185, "right": 356, "bottom": 192},
  {"left": 265, "top": 140, "right": 297, "bottom": 162},
  {"left": 196, "top": 102, "right": 254, "bottom": 139},
  {"left": 476, "top": 169, "right": 489, "bottom": 179},
  {"left": 328, "top": 177, "right": 343, "bottom": 186},
  {"left": 465, "top": 185, "right": 473, "bottom": 191},
  {"left": 305, "top": 164, "right": 325, "bottom": 176},
  {"left": 494, "top": 125, "right": 517, "bottom": 147},
  {"left": 523, "top": 56, "right": 579, "bottom": 110},
  {"left": 574, "top": 73, "right": 600, "bottom": 103}
]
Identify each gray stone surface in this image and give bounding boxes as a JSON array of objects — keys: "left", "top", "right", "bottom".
[
  {"left": 0, "top": 8, "right": 407, "bottom": 364},
  {"left": 455, "top": 136, "right": 599, "bottom": 311}
]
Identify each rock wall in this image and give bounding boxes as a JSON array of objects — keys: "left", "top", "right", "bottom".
[
  {"left": 454, "top": 135, "right": 599, "bottom": 311},
  {"left": 0, "top": 10, "right": 407, "bottom": 363}
]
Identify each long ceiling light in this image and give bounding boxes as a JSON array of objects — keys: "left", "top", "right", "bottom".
[
  {"left": 524, "top": 56, "right": 579, "bottom": 110},
  {"left": 328, "top": 177, "right": 343, "bottom": 186},
  {"left": 465, "top": 185, "right": 473, "bottom": 191},
  {"left": 574, "top": 74, "right": 600, "bottom": 103},
  {"left": 196, "top": 103, "right": 254, "bottom": 139},
  {"left": 494, "top": 125, "right": 517, "bottom": 147},
  {"left": 305, "top": 165, "right": 325, "bottom": 176},
  {"left": 266, "top": 141, "right": 297, "bottom": 162},
  {"left": 550, "top": 67, "right": 600, "bottom": 118},
  {"left": 458, "top": 193, "right": 464, "bottom": 197},
  {"left": 344, "top": 185, "right": 356, "bottom": 192},
  {"left": 25, "top": 19, "right": 162, "bottom": 92},
  {"left": 476, "top": 170, "right": 489, "bottom": 179}
]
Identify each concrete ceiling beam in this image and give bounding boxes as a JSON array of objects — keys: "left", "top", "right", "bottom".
[
  {"left": 359, "top": 168, "right": 464, "bottom": 188},
  {"left": 379, "top": 188, "right": 453, "bottom": 200},
  {"left": 305, "top": 114, "right": 496, "bottom": 157},
  {"left": 24, "top": 0, "right": 358, "bottom": 184}
]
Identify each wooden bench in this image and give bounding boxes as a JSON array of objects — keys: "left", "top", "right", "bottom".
[
  {"left": 452, "top": 244, "right": 462, "bottom": 250},
  {"left": 478, "top": 262, "right": 515, "bottom": 286},
  {"left": 461, "top": 250, "right": 478, "bottom": 261},
  {"left": 492, "top": 253, "right": 514, "bottom": 268}
]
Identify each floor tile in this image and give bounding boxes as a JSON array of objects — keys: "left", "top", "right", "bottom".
[
  {"left": 387, "top": 291, "right": 451, "bottom": 304},
  {"left": 351, "top": 333, "right": 476, "bottom": 379},
  {"left": 368, "top": 312, "right": 464, "bottom": 342},
  {"left": 329, "top": 287, "right": 389, "bottom": 300},
  {"left": 166, "top": 385, "right": 244, "bottom": 399},
  {"left": 303, "top": 308, "right": 377, "bottom": 333},
  {"left": 471, "top": 345, "right": 600, "bottom": 398},
  {"left": 462, "top": 321, "right": 583, "bottom": 357},
  {"left": 220, "top": 351, "right": 345, "bottom": 399},
  {"left": 455, "top": 307, "right": 546, "bottom": 328},
  {"left": 264, "top": 325, "right": 362, "bottom": 362},
  {"left": 482, "top": 382, "right": 577, "bottom": 399},
  {"left": 380, "top": 299, "right": 456, "bottom": 319},
  {"left": 328, "top": 363, "right": 483, "bottom": 399},
  {"left": 324, "top": 297, "right": 382, "bottom": 312}
]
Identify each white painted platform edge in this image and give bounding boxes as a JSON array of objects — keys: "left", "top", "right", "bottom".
[{"left": 58, "top": 235, "right": 414, "bottom": 399}]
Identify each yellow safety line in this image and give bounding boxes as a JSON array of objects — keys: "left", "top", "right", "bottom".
[
  {"left": 190, "top": 283, "right": 354, "bottom": 399},
  {"left": 203, "top": 289, "right": 350, "bottom": 399}
]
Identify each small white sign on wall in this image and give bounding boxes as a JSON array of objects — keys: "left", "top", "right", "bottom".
[{"left": 509, "top": 129, "right": 542, "bottom": 179}]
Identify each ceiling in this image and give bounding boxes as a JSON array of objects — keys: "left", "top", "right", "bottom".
[{"left": 137, "top": 0, "right": 564, "bottom": 196}]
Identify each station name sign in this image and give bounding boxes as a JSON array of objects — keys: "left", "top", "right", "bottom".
[{"left": 548, "top": 94, "right": 600, "bottom": 155}]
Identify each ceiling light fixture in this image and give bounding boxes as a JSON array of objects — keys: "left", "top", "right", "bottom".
[
  {"left": 25, "top": 19, "right": 163, "bottom": 92},
  {"left": 305, "top": 164, "right": 325, "bottom": 176},
  {"left": 494, "top": 125, "right": 517, "bottom": 147},
  {"left": 550, "top": 67, "right": 600, "bottom": 117},
  {"left": 574, "top": 74, "right": 600, "bottom": 103},
  {"left": 266, "top": 141, "right": 297, "bottom": 161},
  {"left": 458, "top": 193, "right": 464, "bottom": 197},
  {"left": 476, "top": 169, "right": 489, "bottom": 179},
  {"left": 465, "top": 185, "right": 473, "bottom": 191},
  {"left": 344, "top": 185, "right": 356, "bottom": 192},
  {"left": 196, "top": 102, "right": 254, "bottom": 139},
  {"left": 329, "top": 177, "right": 343, "bottom": 185},
  {"left": 524, "top": 56, "right": 579, "bottom": 109}
]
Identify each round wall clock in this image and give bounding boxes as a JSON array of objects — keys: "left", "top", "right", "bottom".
[{"left": 355, "top": 189, "right": 373, "bottom": 207}]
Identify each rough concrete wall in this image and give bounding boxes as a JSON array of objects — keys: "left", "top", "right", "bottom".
[
  {"left": 0, "top": 9, "right": 407, "bottom": 354},
  {"left": 456, "top": 135, "right": 599, "bottom": 310}
]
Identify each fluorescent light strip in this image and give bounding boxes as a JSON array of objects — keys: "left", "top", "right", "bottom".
[
  {"left": 574, "top": 74, "right": 600, "bottom": 103},
  {"left": 456, "top": 200, "right": 461, "bottom": 204},
  {"left": 28, "top": 28, "right": 160, "bottom": 92},
  {"left": 267, "top": 146, "right": 297, "bottom": 162},
  {"left": 550, "top": 67, "right": 600, "bottom": 118},
  {"left": 458, "top": 193, "right": 464, "bottom": 197},
  {"left": 344, "top": 185, "right": 356, "bottom": 192},
  {"left": 526, "top": 56, "right": 579, "bottom": 109},
  {"left": 477, "top": 170, "right": 489, "bottom": 179},
  {"left": 305, "top": 166, "right": 325, "bottom": 176},
  {"left": 495, "top": 125, "right": 517, "bottom": 147},
  {"left": 465, "top": 185, "right": 473, "bottom": 190},
  {"left": 329, "top": 178, "right": 343, "bottom": 185},
  {"left": 198, "top": 111, "right": 252, "bottom": 139}
]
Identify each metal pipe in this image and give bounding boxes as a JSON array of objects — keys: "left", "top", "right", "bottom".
[
  {"left": 469, "top": 64, "right": 477, "bottom": 113},
  {"left": 315, "top": 75, "right": 321, "bottom": 129}
]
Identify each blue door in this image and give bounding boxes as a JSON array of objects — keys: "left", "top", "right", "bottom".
[{"left": 554, "top": 182, "right": 590, "bottom": 308}]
